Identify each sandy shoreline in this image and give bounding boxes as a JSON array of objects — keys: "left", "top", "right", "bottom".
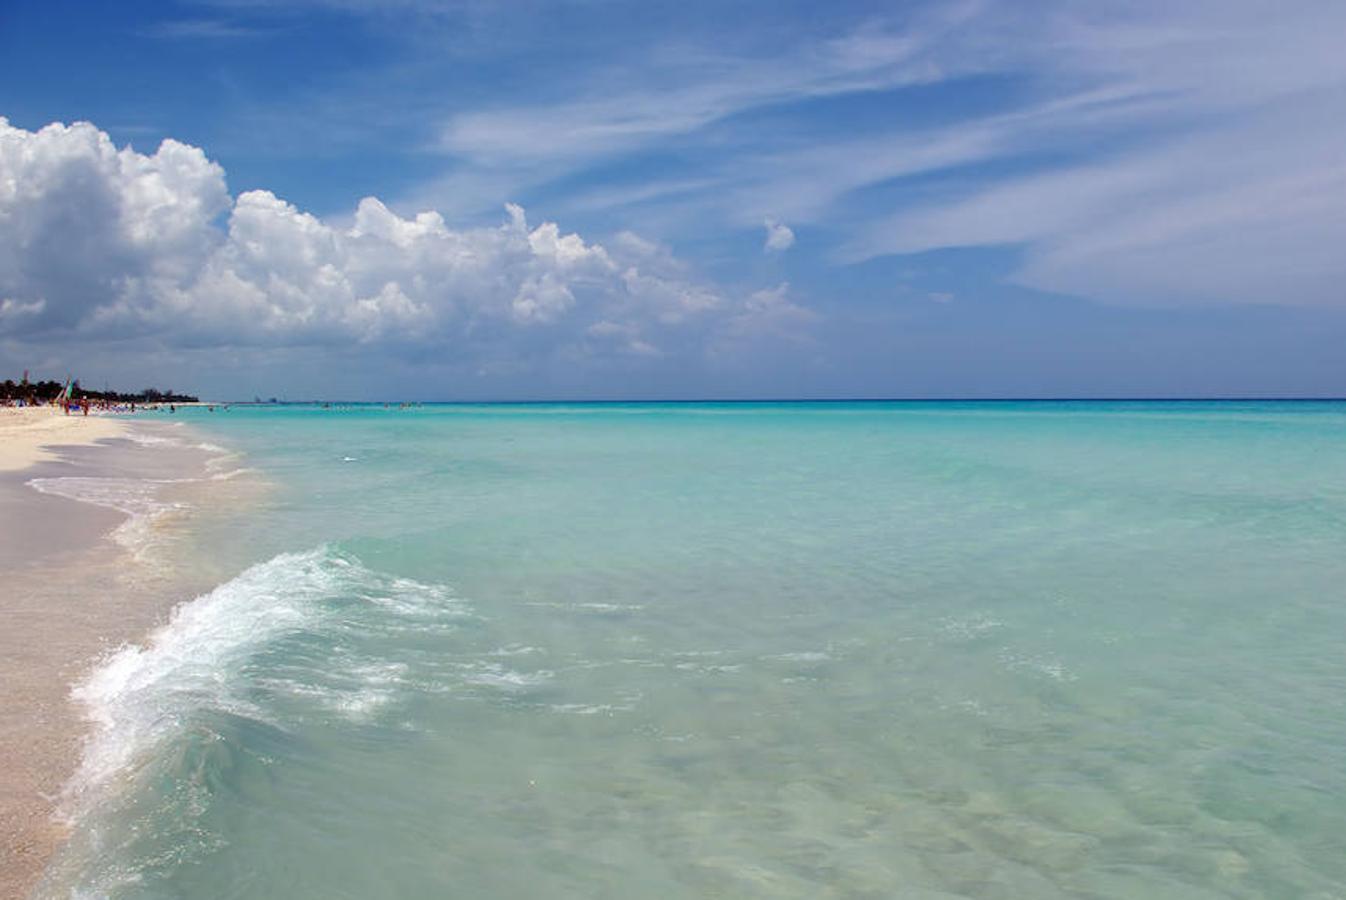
[
  {"left": 0, "top": 412, "right": 234, "bottom": 899},
  {"left": 0, "top": 407, "right": 130, "bottom": 474}
]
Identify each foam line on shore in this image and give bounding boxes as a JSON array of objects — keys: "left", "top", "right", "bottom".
[
  {"left": 27, "top": 476, "right": 185, "bottom": 558},
  {"left": 0, "top": 412, "right": 247, "bottom": 899},
  {"left": 59, "top": 547, "right": 465, "bottom": 820}
]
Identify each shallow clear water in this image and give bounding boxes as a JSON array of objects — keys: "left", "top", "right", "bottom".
[{"left": 40, "top": 402, "right": 1346, "bottom": 898}]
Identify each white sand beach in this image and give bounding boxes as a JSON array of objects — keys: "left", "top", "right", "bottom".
[
  {"left": 0, "top": 411, "right": 236, "bottom": 899},
  {"left": 0, "top": 407, "right": 129, "bottom": 473}
]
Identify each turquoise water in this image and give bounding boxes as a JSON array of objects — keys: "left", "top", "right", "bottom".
[{"left": 40, "top": 402, "right": 1346, "bottom": 898}]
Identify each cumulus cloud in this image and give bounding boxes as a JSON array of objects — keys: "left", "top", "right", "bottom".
[
  {"left": 0, "top": 298, "right": 46, "bottom": 321},
  {"left": 0, "top": 118, "right": 793, "bottom": 367},
  {"left": 717, "top": 282, "right": 817, "bottom": 349},
  {"left": 763, "top": 218, "right": 795, "bottom": 253},
  {"left": 584, "top": 319, "right": 660, "bottom": 357}
]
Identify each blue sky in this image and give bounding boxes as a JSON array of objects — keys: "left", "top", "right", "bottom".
[{"left": 1, "top": 0, "right": 1344, "bottom": 399}]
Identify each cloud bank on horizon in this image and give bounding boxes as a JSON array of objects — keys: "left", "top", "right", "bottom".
[
  {"left": 0, "top": 118, "right": 807, "bottom": 367},
  {"left": 2, "top": 0, "right": 1345, "bottom": 397}
]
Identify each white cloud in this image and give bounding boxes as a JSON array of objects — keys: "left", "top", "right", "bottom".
[
  {"left": 420, "top": 0, "right": 1346, "bottom": 310},
  {"left": 845, "top": 96, "right": 1346, "bottom": 307},
  {"left": 796, "top": 1, "right": 1346, "bottom": 308},
  {"left": 0, "top": 119, "right": 229, "bottom": 333},
  {"left": 718, "top": 282, "right": 817, "bottom": 347},
  {"left": 411, "top": 5, "right": 993, "bottom": 217},
  {"left": 0, "top": 119, "right": 799, "bottom": 364},
  {"left": 0, "top": 298, "right": 46, "bottom": 321},
  {"left": 435, "top": 8, "right": 978, "bottom": 168},
  {"left": 584, "top": 319, "right": 660, "bottom": 357},
  {"left": 156, "top": 1, "right": 1346, "bottom": 313},
  {"left": 763, "top": 219, "right": 795, "bottom": 253}
]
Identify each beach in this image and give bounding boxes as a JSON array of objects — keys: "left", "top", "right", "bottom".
[
  {"left": 0, "top": 408, "right": 234, "bottom": 899},
  {"left": 0, "top": 407, "right": 129, "bottom": 474}
]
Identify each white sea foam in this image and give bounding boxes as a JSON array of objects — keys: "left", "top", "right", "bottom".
[
  {"left": 549, "top": 702, "right": 629, "bottom": 716},
  {"left": 208, "top": 466, "right": 257, "bottom": 481},
  {"left": 997, "top": 647, "right": 1077, "bottom": 682},
  {"left": 204, "top": 449, "right": 246, "bottom": 472},
  {"left": 359, "top": 577, "right": 468, "bottom": 622},
  {"left": 268, "top": 660, "right": 411, "bottom": 721},
  {"left": 62, "top": 548, "right": 462, "bottom": 819},
  {"left": 118, "top": 432, "right": 228, "bottom": 455},
  {"left": 490, "top": 644, "right": 544, "bottom": 657},
  {"left": 27, "top": 476, "right": 184, "bottom": 557},
  {"left": 460, "top": 662, "right": 554, "bottom": 690},
  {"left": 526, "top": 601, "right": 644, "bottom": 614},
  {"left": 940, "top": 615, "right": 1004, "bottom": 640},
  {"left": 119, "top": 432, "right": 180, "bottom": 448},
  {"left": 764, "top": 651, "right": 831, "bottom": 663}
]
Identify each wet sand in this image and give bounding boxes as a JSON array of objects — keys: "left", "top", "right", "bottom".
[{"left": 0, "top": 426, "right": 247, "bottom": 899}]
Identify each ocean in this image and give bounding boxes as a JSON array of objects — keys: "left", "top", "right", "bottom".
[{"left": 35, "top": 401, "right": 1346, "bottom": 898}]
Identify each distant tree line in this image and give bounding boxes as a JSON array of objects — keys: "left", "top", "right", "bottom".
[{"left": 1, "top": 376, "right": 199, "bottom": 404}]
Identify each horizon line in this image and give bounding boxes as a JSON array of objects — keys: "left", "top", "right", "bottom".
[{"left": 201, "top": 396, "right": 1346, "bottom": 405}]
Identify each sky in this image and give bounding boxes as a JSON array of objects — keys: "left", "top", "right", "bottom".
[{"left": 1, "top": 0, "right": 1344, "bottom": 400}]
